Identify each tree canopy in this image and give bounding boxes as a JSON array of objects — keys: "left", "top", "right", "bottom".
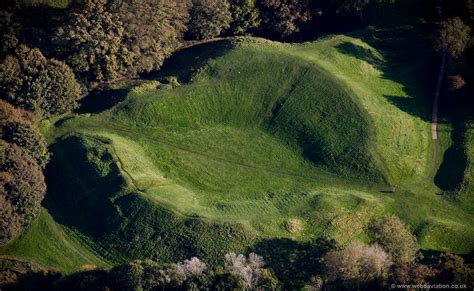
[
  {"left": 0, "top": 100, "right": 49, "bottom": 168},
  {"left": 54, "top": 0, "right": 133, "bottom": 82},
  {"left": 229, "top": 0, "right": 260, "bottom": 35},
  {"left": 188, "top": 0, "right": 232, "bottom": 40},
  {"left": 435, "top": 17, "right": 472, "bottom": 58},
  {"left": 0, "top": 140, "right": 46, "bottom": 246},
  {"left": 108, "top": 0, "right": 190, "bottom": 76},
  {"left": 0, "top": 45, "right": 80, "bottom": 117},
  {"left": 368, "top": 215, "right": 418, "bottom": 264},
  {"left": 258, "top": 0, "right": 312, "bottom": 38}
]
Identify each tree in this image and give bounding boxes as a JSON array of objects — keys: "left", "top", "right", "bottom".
[
  {"left": 224, "top": 252, "right": 278, "bottom": 289},
  {"left": 229, "top": 0, "right": 260, "bottom": 35},
  {"left": 0, "top": 10, "right": 21, "bottom": 55},
  {"left": 187, "top": 0, "right": 232, "bottom": 40},
  {"left": 177, "top": 257, "right": 207, "bottom": 278},
  {"left": 325, "top": 241, "right": 392, "bottom": 286},
  {"left": 259, "top": 0, "right": 312, "bottom": 38},
  {"left": 0, "top": 45, "right": 81, "bottom": 117},
  {"left": 434, "top": 253, "right": 474, "bottom": 285},
  {"left": 368, "top": 215, "right": 418, "bottom": 264},
  {"left": 331, "top": 0, "right": 396, "bottom": 23},
  {"left": 0, "top": 141, "right": 46, "bottom": 246},
  {"left": 0, "top": 100, "right": 49, "bottom": 168},
  {"left": 390, "top": 263, "right": 437, "bottom": 285},
  {"left": 54, "top": 0, "right": 133, "bottom": 82},
  {"left": 108, "top": 0, "right": 190, "bottom": 76},
  {"left": 435, "top": 17, "right": 471, "bottom": 58}
]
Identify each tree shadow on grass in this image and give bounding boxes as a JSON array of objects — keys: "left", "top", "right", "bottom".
[
  {"left": 248, "top": 237, "right": 335, "bottom": 289},
  {"left": 434, "top": 120, "right": 468, "bottom": 192},
  {"left": 335, "top": 27, "right": 438, "bottom": 123},
  {"left": 142, "top": 39, "right": 235, "bottom": 83},
  {"left": 335, "top": 41, "right": 384, "bottom": 69},
  {"left": 75, "top": 87, "right": 129, "bottom": 114}
]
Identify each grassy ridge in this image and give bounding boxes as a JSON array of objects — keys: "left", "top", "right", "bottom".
[{"left": 2, "top": 30, "right": 473, "bottom": 272}]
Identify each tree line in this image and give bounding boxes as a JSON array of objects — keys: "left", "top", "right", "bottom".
[{"left": 1, "top": 215, "right": 473, "bottom": 289}]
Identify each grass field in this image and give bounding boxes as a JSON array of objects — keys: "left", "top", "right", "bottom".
[
  {"left": 0, "top": 208, "right": 110, "bottom": 273},
  {"left": 2, "top": 27, "right": 473, "bottom": 274}
]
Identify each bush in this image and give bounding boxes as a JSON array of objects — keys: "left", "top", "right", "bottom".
[
  {"left": 368, "top": 215, "right": 418, "bottom": 264},
  {"left": 0, "top": 45, "right": 80, "bottom": 117},
  {"left": 0, "top": 141, "right": 46, "bottom": 246},
  {"left": 188, "top": 0, "right": 232, "bottom": 40}
]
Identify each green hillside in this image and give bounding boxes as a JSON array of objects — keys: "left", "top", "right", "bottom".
[{"left": 3, "top": 30, "right": 473, "bottom": 273}]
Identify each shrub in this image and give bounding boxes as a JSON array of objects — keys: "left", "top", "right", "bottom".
[
  {"left": 0, "top": 45, "right": 80, "bottom": 117},
  {"left": 188, "top": 0, "right": 232, "bottom": 40},
  {"left": 368, "top": 215, "right": 418, "bottom": 264}
]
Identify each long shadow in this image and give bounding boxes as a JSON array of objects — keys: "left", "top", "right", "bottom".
[
  {"left": 335, "top": 42, "right": 383, "bottom": 69},
  {"left": 142, "top": 39, "right": 235, "bottom": 83},
  {"left": 44, "top": 135, "right": 124, "bottom": 237},
  {"left": 335, "top": 26, "right": 438, "bottom": 123},
  {"left": 75, "top": 87, "right": 129, "bottom": 114},
  {"left": 248, "top": 237, "right": 335, "bottom": 289},
  {"left": 434, "top": 122, "right": 468, "bottom": 191},
  {"left": 335, "top": 27, "right": 473, "bottom": 194}
]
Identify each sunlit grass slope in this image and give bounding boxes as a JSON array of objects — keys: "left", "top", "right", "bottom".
[
  {"left": 4, "top": 30, "right": 473, "bottom": 272},
  {"left": 0, "top": 208, "right": 110, "bottom": 273}
]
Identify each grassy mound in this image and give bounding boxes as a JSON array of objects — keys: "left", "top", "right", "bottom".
[{"left": 3, "top": 29, "right": 473, "bottom": 273}]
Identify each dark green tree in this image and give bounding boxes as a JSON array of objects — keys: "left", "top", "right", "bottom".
[
  {"left": 0, "top": 100, "right": 49, "bottom": 168},
  {"left": 229, "top": 0, "right": 260, "bottom": 35},
  {"left": 0, "top": 45, "right": 81, "bottom": 117},
  {"left": 0, "top": 141, "right": 46, "bottom": 246},
  {"left": 435, "top": 17, "right": 471, "bottom": 58},
  {"left": 259, "top": 0, "right": 312, "bottom": 38},
  {"left": 108, "top": 0, "right": 190, "bottom": 76},
  {"left": 54, "top": 0, "right": 134, "bottom": 82},
  {"left": 188, "top": 0, "right": 232, "bottom": 40},
  {"left": 0, "top": 11, "right": 21, "bottom": 55},
  {"left": 331, "top": 0, "right": 396, "bottom": 22}
]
